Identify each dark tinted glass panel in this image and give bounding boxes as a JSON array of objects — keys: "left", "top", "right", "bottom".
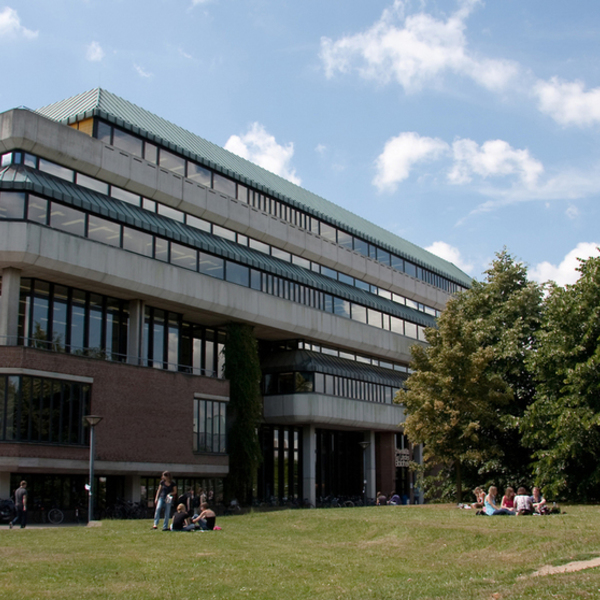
[
  {"left": 187, "top": 162, "right": 212, "bottom": 186},
  {"left": 333, "top": 298, "right": 350, "bottom": 318},
  {"left": 250, "top": 270, "right": 261, "bottom": 290},
  {"left": 199, "top": 254, "right": 224, "bottom": 279},
  {"left": 123, "top": 227, "right": 153, "bottom": 257},
  {"left": 52, "top": 285, "right": 68, "bottom": 352},
  {"left": 155, "top": 238, "right": 169, "bottom": 262},
  {"left": 405, "top": 262, "right": 417, "bottom": 277},
  {"left": 377, "top": 248, "right": 390, "bottom": 265},
  {"left": 87, "top": 215, "right": 121, "bottom": 246},
  {"left": 159, "top": 149, "right": 185, "bottom": 175},
  {"left": 50, "top": 204, "right": 85, "bottom": 236},
  {"left": 354, "top": 238, "right": 369, "bottom": 256},
  {"left": 337, "top": 230, "right": 353, "bottom": 249},
  {"left": 113, "top": 128, "right": 143, "bottom": 157},
  {"left": 338, "top": 273, "right": 353, "bottom": 286},
  {"left": 391, "top": 255, "right": 404, "bottom": 271},
  {"left": 212, "top": 173, "right": 236, "bottom": 197},
  {"left": 321, "top": 266, "right": 337, "bottom": 279},
  {"left": 97, "top": 121, "right": 112, "bottom": 143},
  {"left": 70, "top": 289, "right": 86, "bottom": 352},
  {"left": 225, "top": 262, "right": 249, "bottom": 286},
  {"left": 0, "top": 192, "right": 25, "bottom": 219},
  {"left": 88, "top": 294, "right": 103, "bottom": 351},
  {"left": 171, "top": 243, "right": 197, "bottom": 271},
  {"left": 319, "top": 222, "right": 336, "bottom": 242}
]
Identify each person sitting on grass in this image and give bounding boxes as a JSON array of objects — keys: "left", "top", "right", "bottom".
[
  {"left": 484, "top": 486, "right": 515, "bottom": 515},
  {"left": 501, "top": 487, "right": 516, "bottom": 512},
  {"left": 514, "top": 487, "right": 533, "bottom": 515},
  {"left": 191, "top": 502, "right": 217, "bottom": 530},
  {"left": 531, "top": 487, "right": 547, "bottom": 514},
  {"left": 171, "top": 504, "right": 195, "bottom": 531},
  {"left": 471, "top": 487, "right": 485, "bottom": 511}
]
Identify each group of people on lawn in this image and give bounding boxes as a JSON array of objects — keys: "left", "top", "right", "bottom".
[
  {"left": 152, "top": 471, "right": 217, "bottom": 531},
  {"left": 472, "top": 485, "right": 548, "bottom": 516}
]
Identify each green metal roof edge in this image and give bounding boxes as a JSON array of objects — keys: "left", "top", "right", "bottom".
[
  {"left": 34, "top": 89, "right": 472, "bottom": 288},
  {"left": 0, "top": 166, "right": 436, "bottom": 327}
]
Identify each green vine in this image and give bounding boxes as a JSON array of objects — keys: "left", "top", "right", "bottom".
[{"left": 223, "top": 322, "right": 263, "bottom": 504}]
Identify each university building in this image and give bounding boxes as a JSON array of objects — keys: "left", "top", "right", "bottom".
[{"left": 0, "top": 89, "right": 471, "bottom": 514}]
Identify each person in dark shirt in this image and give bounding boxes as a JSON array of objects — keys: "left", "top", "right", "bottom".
[
  {"left": 10, "top": 480, "right": 27, "bottom": 529},
  {"left": 153, "top": 471, "right": 177, "bottom": 531},
  {"left": 171, "top": 504, "right": 194, "bottom": 531}
]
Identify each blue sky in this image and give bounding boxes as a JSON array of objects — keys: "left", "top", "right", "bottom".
[{"left": 1, "top": 0, "right": 599, "bottom": 285}]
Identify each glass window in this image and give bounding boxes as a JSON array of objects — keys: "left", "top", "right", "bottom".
[
  {"left": 170, "top": 243, "right": 197, "bottom": 271},
  {"left": 213, "top": 225, "right": 236, "bottom": 242},
  {"left": 367, "top": 309, "right": 383, "bottom": 328},
  {"left": 250, "top": 270, "right": 261, "bottom": 290},
  {"left": 122, "top": 227, "right": 153, "bottom": 257},
  {"left": 111, "top": 186, "right": 141, "bottom": 206},
  {"left": 314, "top": 373, "right": 324, "bottom": 393},
  {"left": 405, "top": 262, "right": 417, "bottom": 278},
  {"left": 157, "top": 204, "right": 185, "bottom": 222},
  {"left": 186, "top": 214, "right": 211, "bottom": 232},
  {"left": 321, "top": 266, "right": 337, "bottom": 280},
  {"left": 291, "top": 255, "right": 310, "bottom": 270},
  {"left": 333, "top": 298, "right": 350, "bottom": 318},
  {"left": 50, "top": 203, "right": 85, "bottom": 236},
  {"left": 113, "top": 128, "right": 143, "bottom": 157},
  {"left": 144, "top": 142, "right": 158, "bottom": 164},
  {"left": 249, "top": 239, "right": 270, "bottom": 254},
  {"left": 271, "top": 247, "right": 291, "bottom": 262},
  {"left": 236, "top": 184, "right": 248, "bottom": 203},
  {"left": 88, "top": 294, "right": 103, "bottom": 352},
  {"left": 199, "top": 253, "right": 224, "bottom": 279},
  {"left": 319, "top": 222, "right": 337, "bottom": 242},
  {"left": 70, "top": 289, "right": 86, "bottom": 352},
  {"left": 391, "top": 255, "right": 404, "bottom": 271},
  {"left": 225, "top": 262, "right": 249, "bottom": 286},
  {"left": 378, "top": 288, "right": 392, "bottom": 300},
  {"left": 0, "top": 191, "right": 25, "bottom": 219},
  {"left": 76, "top": 173, "right": 109, "bottom": 195},
  {"left": 27, "top": 195, "right": 48, "bottom": 225},
  {"left": 392, "top": 293, "right": 405, "bottom": 305},
  {"left": 351, "top": 304, "right": 367, "bottom": 324},
  {"left": 338, "top": 273, "right": 354, "bottom": 286},
  {"left": 142, "top": 198, "right": 157, "bottom": 212},
  {"left": 354, "top": 279, "right": 369, "bottom": 291},
  {"left": 353, "top": 238, "right": 369, "bottom": 256},
  {"left": 212, "top": 173, "right": 236, "bottom": 197},
  {"left": 155, "top": 238, "right": 169, "bottom": 262},
  {"left": 159, "top": 149, "right": 185, "bottom": 175},
  {"left": 87, "top": 215, "right": 121, "bottom": 246},
  {"left": 337, "top": 230, "right": 353, "bottom": 249},
  {"left": 38, "top": 159, "right": 74, "bottom": 182},
  {"left": 418, "top": 325, "right": 428, "bottom": 341},
  {"left": 405, "top": 321, "right": 417, "bottom": 339},
  {"left": 406, "top": 299, "right": 419, "bottom": 310},
  {"left": 390, "top": 316, "right": 404, "bottom": 335},
  {"left": 96, "top": 121, "right": 112, "bottom": 144},
  {"left": 377, "top": 248, "right": 391, "bottom": 266},
  {"left": 187, "top": 162, "right": 212, "bottom": 186},
  {"left": 24, "top": 153, "right": 37, "bottom": 168},
  {"left": 237, "top": 234, "right": 248, "bottom": 246}
]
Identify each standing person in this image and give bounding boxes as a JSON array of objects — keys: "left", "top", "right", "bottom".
[
  {"left": 153, "top": 471, "right": 177, "bottom": 531},
  {"left": 10, "top": 480, "right": 27, "bottom": 529}
]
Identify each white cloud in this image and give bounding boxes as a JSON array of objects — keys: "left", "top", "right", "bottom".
[
  {"left": 530, "top": 243, "right": 600, "bottom": 287},
  {"left": 449, "top": 138, "right": 543, "bottom": 187},
  {"left": 426, "top": 241, "right": 474, "bottom": 273},
  {"left": 86, "top": 41, "right": 104, "bottom": 62},
  {"left": 315, "top": 144, "right": 327, "bottom": 155},
  {"left": 565, "top": 204, "right": 579, "bottom": 220},
  {"left": 191, "top": 0, "right": 211, "bottom": 6},
  {"left": 534, "top": 77, "right": 600, "bottom": 127},
  {"left": 0, "top": 7, "right": 38, "bottom": 39},
  {"left": 320, "top": 0, "right": 518, "bottom": 93},
  {"left": 373, "top": 132, "right": 448, "bottom": 192},
  {"left": 134, "top": 64, "right": 153, "bottom": 78},
  {"left": 225, "top": 123, "right": 301, "bottom": 185}
]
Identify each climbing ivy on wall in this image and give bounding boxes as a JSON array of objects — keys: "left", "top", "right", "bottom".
[{"left": 223, "top": 322, "right": 263, "bottom": 504}]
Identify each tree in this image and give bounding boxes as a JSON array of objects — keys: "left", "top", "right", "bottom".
[
  {"left": 401, "top": 250, "right": 543, "bottom": 501},
  {"left": 223, "top": 322, "right": 263, "bottom": 504},
  {"left": 522, "top": 252, "right": 600, "bottom": 501},
  {"left": 402, "top": 297, "right": 512, "bottom": 502}
]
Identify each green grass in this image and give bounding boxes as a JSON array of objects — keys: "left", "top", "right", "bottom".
[{"left": 2, "top": 505, "right": 600, "bottom": 600}]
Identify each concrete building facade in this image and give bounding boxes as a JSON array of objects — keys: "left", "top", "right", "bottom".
[{"left": 0, "top": 89, "right": 471, "bottom": 514}]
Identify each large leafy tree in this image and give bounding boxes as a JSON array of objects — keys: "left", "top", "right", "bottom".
[
  {"left": 522, "top": 252, "right": 600, "bottom": 500},
  {"left": 223, "top": 322, "right": 263, "bottom": 504},
  {"left": 401, "top": 251, "right": 543, "bottom": 501}
]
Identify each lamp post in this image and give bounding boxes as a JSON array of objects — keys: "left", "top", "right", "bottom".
[
  {"left": 84, "top": 415, "right": 103, "bottom": 523},
  {"left": 359, "top": 441, "right": 370, "bottom": 507}
]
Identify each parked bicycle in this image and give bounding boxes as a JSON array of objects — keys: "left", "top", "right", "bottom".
[
  {"left": 0, "top": 498, "right": 15, "bottom": 523},
  {"left": 32, "top": 500, "right": 64, "bottom": 525}
]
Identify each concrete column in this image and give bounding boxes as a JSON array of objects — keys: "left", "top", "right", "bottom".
[
  {"left": 302, "top": 424, "right": 316, "bottom": 507},
  {"left": 366, "top": 430, "right": 376, "bottom": 501},
  {"left": 0, "top": 471, "right": 10, "bottom": 498},
  {"left": 0, "top": 267, "right": 21, "bottom": 346},
  {"left": 124, "top": 475, "right": 141, "bottom": 502},
  {"left": 127, "top": 300, "right": 145, "bottom": 365}
]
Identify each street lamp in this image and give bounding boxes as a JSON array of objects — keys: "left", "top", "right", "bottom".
[
  {"left": 359, "top": 441, "right": 370, "bottom": 507},
  {"left": 84, "top": 415, "right": 103, "bottom": 524}
]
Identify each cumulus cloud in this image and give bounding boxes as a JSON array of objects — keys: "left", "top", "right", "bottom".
[
  {"left": 86, "top": 41, "right": 104, "bottom": 62},
  {"left": 448, "top": 138, "right": 543, "bottom": 187},
  {"left": 225, "top": 123, "right": 301, "bottom": 185},
  {"left": 373, "top": 132, "right": 448, "bottom": 192},
  {"left": 426, "top": 241, "right": 474, "bottom": 273},
  {"left": 0, "top": 7, "right": 38, "bottom": 40},
  {"left": 534, "top": 77, "right": 600, "bottom": 127},
  {"left": 530, "top": 243, "right": 599, "bottom": 287},
  {"left": 320, "top": 0, "right": 518, "bottom": 93},
  {"left": 134, "top": 64, "right": 153, "bottom": 78}
]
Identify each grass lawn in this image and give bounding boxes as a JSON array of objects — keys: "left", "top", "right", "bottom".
[{"left": 1, "top": 504, "right": 600, "bottom": 600}]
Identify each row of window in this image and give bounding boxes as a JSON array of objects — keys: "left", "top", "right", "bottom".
[
  {"left": 0, "top": 151, "right": 443, "bottom": 318},
  {"left": 264, "top": 339, "right": 411, "bottom": 374},
  {"left": 90, "top": 120, "right": 465, "bottom": 295},
  {"left": 18, "top": 278, "right": 226, "bottom": 378},
  {"left": 0, "top": 375, "right": 91, "bottom": 445},
  {"left": 193, "top": 398, "right": 227, "bottom": 454},
  {"left": 262, "top": 371, "right": 403, "bottom": 405},
  {"left": 0, "top": 191, "right": 430, "bottom": 340}
]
